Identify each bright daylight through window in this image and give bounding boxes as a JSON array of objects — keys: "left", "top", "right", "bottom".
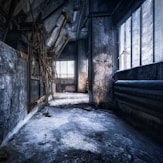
[
  {"left": 118, "top": 0, "right": 163, "bottom": 71},
  {"left": 56, "top": 61, "right": 75, "bottom": 79}
]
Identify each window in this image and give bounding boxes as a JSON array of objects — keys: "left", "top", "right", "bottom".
[
  {"left": 119, "top": 24, "right": 125, "bottom": 70},
  {"left": 132, "top": 8, "right": 141, "bottom": 67},
  {"left": 56, "top": 61, "right": 75, "bottom": 79},
  {"left": 119, "top": 17, "right": 131, "bottom": 70},
  {"left": 142, "top": 0, "right": 153, "bottom": 65},
  {"left": 125, "top": 17, "right": 131, "bottom": 69},
  {"left": 155, "top": 0, "right": 163, "bottom": 62},
  {"left": 118, "top": 0, "right": 163, "bottom": 71}
]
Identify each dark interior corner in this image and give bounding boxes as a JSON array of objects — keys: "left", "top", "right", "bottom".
[{"left": 0, "top": 0, "right": 163, "bottom": 162}]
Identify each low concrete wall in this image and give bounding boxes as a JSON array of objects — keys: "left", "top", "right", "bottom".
[{"left": 0, "top": 41, "right": 27, "bottom": 144}]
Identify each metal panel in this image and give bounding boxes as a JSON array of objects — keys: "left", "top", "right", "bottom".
[
  {"left": 141, "top": 0, "right": 153, "bottom": 65},
  {"left": 155, "top": 0, "right": 163, "bottom": 62}
]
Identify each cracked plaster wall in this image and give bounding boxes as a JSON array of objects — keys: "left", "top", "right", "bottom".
[
  {"left": 0, "top": 41, "right": 27, "bottom": 144},
  {"left": 91, "top": 17, "right": 113, "bottom": 106}
]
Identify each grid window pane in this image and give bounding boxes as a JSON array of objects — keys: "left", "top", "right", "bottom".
[
  {"left": 132, "top": 8, "right": 141, "bottom": 67},
  {"left": 119, "top": 24, "right": 125, "bottom": 70},
  {"left": 56, "top": 61, "right": 60, "bottom": 78},
  {"left": 119, "top": 17, "right": 131, "bottom": 70},
  {"left": 142, "top": 0, "right": 153, "bottom": 65},
  {"left": 155, "top": 0, "right": 163, "bottom": 62},
  {"left": 68, "top": 61, "right": 75, "bottom": 78},
  {"left": 56, "top": 61, "right": 75, "bottom": 79},
  {"left": 125, "top": 17, "right": 131, "bottom": 69},
  {"left": 118, "top": 0, "right": 163, "bottom": 70}
]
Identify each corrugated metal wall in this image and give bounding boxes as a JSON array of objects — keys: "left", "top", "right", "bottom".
[{"left": 114, "top": 80, "right": 163, "bottom": 131}]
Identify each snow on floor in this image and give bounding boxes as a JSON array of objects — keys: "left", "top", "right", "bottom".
[
  {"left": 48, "top": 93, "right": 89, "bottom": 106},
  {"left": 0, "top": 93, "right": 163, "bottom": 162}
]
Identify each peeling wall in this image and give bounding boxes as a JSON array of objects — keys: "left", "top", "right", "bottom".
[
  {"left": 90, "top": 17, "right": 113, "bottom": 106},
  {"left": 0, "top": 41, "right": 27, "bottom": 144}
]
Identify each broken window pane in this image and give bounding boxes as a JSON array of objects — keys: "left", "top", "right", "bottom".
[
  {"left": 132, "top": 8, "right": 141, "bottom": 67},
  {"left": 142, "top": 0, "right": 153, "bottom": 65},
  {"left": 155, "top": 0, "right": 163, "bottom": 62}
]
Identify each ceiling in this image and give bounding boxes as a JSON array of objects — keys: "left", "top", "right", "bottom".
[{"left": 0, "top": 0, "right": 144, "bottom": 55}]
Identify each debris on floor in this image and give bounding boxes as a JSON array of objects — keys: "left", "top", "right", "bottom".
[{"left": 1, "top": 104, "right": 163, "bottom": 163}]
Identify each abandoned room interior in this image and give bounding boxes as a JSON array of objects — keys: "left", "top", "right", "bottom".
[{"left": 0, "top": 0, "right": 163, "bottom": 162}]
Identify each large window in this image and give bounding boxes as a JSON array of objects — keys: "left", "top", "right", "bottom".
[
  {"left": 119, "top": 24, "right": 125, "bottom": 70},
  {"left": 119, "top": 18, "right": 131, "bottom": 70},
  {"left": 155, "top": 0, "right": 163, "bottom": 62},
  {"left": 142, "top": 0, "right": 153, "bottom": 65},
  {"left": 56, "top": 61, "right": 75, "bottom": 78},
  {"left": 132, "top": 8, "right": 141, "bottom": 67},
  {"left": 118, "top": 0, "right": 163, "bottom": 70}
]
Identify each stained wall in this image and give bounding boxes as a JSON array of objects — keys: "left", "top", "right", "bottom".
[{"left": 0, "top": 41, "right": 27, "bottom": 144}]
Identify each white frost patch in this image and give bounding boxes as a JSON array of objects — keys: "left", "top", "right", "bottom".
[
  {"left": 49, "top": 93, "right": 89, "bottom": 106},
  {"left": 23, "top": 115, "right": 71, "bottom": 144},
  {"left": 75, "top": 116, "right": 106, "bottom": 132},
  {"left": 61, "top": 132, "right": 99, "bottom": 153}
]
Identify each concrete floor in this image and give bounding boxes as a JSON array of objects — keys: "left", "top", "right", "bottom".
[
  {"left": 0, "top": 93, "right": 163, "bottom": 163},
  {"left": 49, "top": 93, "right": 89, "bottom": 106}
]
